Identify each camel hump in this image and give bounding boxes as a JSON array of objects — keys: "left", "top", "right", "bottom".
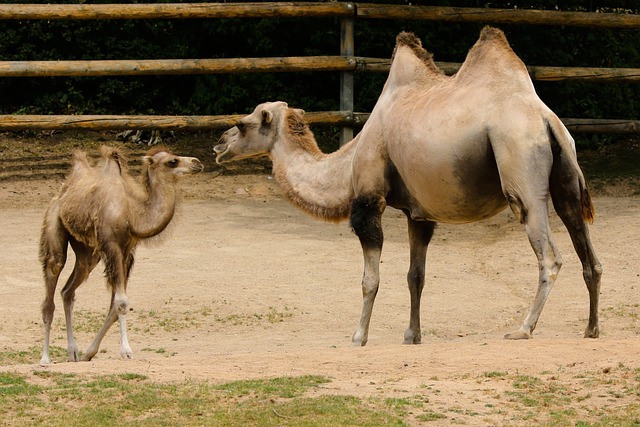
[
  {"left": 100, "top": 145, "right": 129, "bottom": 173},
  {"left": 393, "top": 31, "right": 434, "bottom": 66},
  {"left": 391, "top": 31, "right": 444, "bottom": 82},
  {"left": 479, "top": 26, "right": 509, "bottom": 44},
  {"left": 396, "top": 31, "right": 423, "bottom": 50},
  {"left": 100, "top": 145, "right": 125, "bottom": 162},
  {"left": 71, "top": 149, "right": 89, "bottom": 165}
]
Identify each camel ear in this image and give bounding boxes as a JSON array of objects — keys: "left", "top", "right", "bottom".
[
  {"left": 294, "top": 108, "right": 305, "bottom": 116},
  {"left": 262, "top": 109, "right": 273, "bottom": 125},
  {"left": 143, "top": 155, "right": 155, "bottom": 166}
]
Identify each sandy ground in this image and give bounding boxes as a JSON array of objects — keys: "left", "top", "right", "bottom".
[{"left": 1, "top": 139, "right": 639, "bottom": 425}]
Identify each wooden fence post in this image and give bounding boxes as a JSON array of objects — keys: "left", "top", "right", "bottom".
[{"left": 340, "top": 3, "right": 355, "bottom": 146}]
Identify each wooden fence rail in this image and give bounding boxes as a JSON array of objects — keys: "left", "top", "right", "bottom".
[
  {"left": 3, "top": 57, "right": 640, "bottom": 83},
  {"left": 0, "top": 2, "right": 354, "bottom": 20},
  {"left": 3, "top": 2, "right": 639, "bottom": 29},
  {"left": 0, "top": 2, "right": 639, "bottom": 136},
  {"left": 1, "top": 113, "right": 639, "bottom": 135},
  {"left": 356, "top": 4, "right": 640, "bottom": 28}
]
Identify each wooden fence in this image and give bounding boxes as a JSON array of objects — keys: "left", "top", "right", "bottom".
[{"left": 1, "top": 2, "right": 640, "bottom": 142}]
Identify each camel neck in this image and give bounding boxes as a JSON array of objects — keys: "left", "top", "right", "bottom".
[
  {"left": 130, "top": 170, "right": 178, "bottom": 238},
  {"left": 270, "top": 135, "right": 358, "bottom": 222}
]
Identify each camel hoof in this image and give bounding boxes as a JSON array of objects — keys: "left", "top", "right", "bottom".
[
  {"left": 351, "top": 328, "right": 368, "bottom": 346},
  {"left": 121, "top": 351, "right": 133, "bottom": 360},
  {"left": 39, "top": 356, "right": 51, "bottom": 366},
  {"left": 67, "top": 348, "right": 79, "bottom": 362},
  {"left": 403, "top": 330, "right": 422, "bottom": 345},
  {"left": 80, "top": 353, "right": 94, "bottom": 362},
  {"left": 584, "top": 327, "right": 599, "bottom": 338},
  {"left": 504, "top": 331, "right": 532, "bottom": 340},
  {"left": 351, "top": 332, "right": 368, "bottom": 347}
]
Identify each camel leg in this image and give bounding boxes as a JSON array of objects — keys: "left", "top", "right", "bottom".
[
  {"left": 550, "top": 157, "right": 602, "bottom": 337},
  {"left": 61, "top": 240, "right": 100, "bottom": 362},
  {"left": 403, "top": 217, "right": 436, "bottom": 344},
  {"left": 82, "top": 244, "right": 132, "bottom": 361},
  {"left": 82, "top": 296, "right": 119, "bottom": 361},
  {"left": 117, "top": 251, "right": 136, "bottom": 358},
  {"left": 39, "top": 217, "right": 69, "bottom": 365},
  {"left": 350, "top": 195, "right": 385, "bottom": 346},
  {"left": 505, "top": 198, "right": 563, "bottom": 339}
]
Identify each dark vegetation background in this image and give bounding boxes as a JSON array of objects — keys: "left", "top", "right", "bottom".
[{"left": 0, "top": 0, "right": 639, "bottom": 150}]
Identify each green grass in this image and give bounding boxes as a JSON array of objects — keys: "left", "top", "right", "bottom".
[
  {"left": 1, "top": 349, "right": 640, "bottom": 426},
  {"left": 0, "top": 373, "right": 408, "bottom": 426}
]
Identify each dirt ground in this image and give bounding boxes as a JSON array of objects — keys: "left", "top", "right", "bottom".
[{"left": 0, "top": 131, "right": 639, "bottom": 425}]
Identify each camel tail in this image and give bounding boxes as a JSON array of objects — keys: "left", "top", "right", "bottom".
[
  {"left": 581, "top": 185, "right": 595, "bottom": 224},
  {"left": 547, "top": 115, "right": 595, "bottom": 224}
]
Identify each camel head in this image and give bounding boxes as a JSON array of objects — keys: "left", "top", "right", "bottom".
[
  {"left": 214, "top": 101, "right": 305, "bottom": 164},
  {"left": 143, "top": 147, "right": 204, "bottom": 178}
]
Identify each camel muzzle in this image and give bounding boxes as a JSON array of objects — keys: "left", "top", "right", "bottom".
[
  {"left": 213, "top": 142, "right": 231, "bottom": 164},
  {"left": 190, "top": 158, "right": 204, "bottom": 172}
]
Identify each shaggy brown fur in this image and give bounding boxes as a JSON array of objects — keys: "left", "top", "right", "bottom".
[
  {"left": 39, "top": 145, "right": 202, "bottom": 365},
  {"left": 393, "top": 31, "right": 444, "bottom": 77}
]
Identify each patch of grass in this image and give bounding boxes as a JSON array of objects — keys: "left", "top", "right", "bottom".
[
  {"left": 506, "top": 374, "right": 572, "bottom": 409},
  {"left": 214, "top": 375, "right": 330, "bottom": 399},
  {"left": 482, "top": 371, "right": 508, "bottom": 378},
  {"left": 214, "top": 306, "right": 295, "bottom": 326},
  {"left": 0, "top": 346, "right": 69, "bottom": 366},
  {"left": 133, "top": 305, "right": 296, "bottom": 333},
  {"left": 0, "top": 367, "right": 639, "bottom": 426},
  {"left": 382, "top": 395, "right": 429, "bottom": 416},
  {"left": 135, "top": 308, "right": 200, "bottom": 333},
  {"left": 0, "top": 373, "right": 409, "bottom": 426},
  {"left": 0, "top": 372, "right": 41, "bottom": 396},
  {"left": 71, "top": 310, "right": 106, "bottom": 333},
  {"left": 603, "top": 304, "right": 640, "bottom": 320},
  {"left": 416, "top": 409, "right": 447, "bottom": 422}
]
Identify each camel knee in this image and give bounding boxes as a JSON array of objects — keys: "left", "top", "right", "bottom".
[
  {"left": 584, "top": 261, "right": 603, "bottom": 287},
  {"left": 41, "top": 245, "right": 66, "bottom": 283},
  {"left": 407, "top": 268, "right": 425, "bottom": 289},
  {"left": 60, "top": 287, "right": 77, "bottom": 306},
  {"left": 41, "top": 300, "right": 55, "bottom": 325},
  {"left": 361, "top": 276, "right": 379, "bottom": 298},
  {"left": 547, "top": 255, "right": 563, "bottom": 279},
  {"left": 114, "top": 295, "right": 129, "bottom": 316},
  {"left": 43, "top": 258, "right": 65, "bottom": 277}
]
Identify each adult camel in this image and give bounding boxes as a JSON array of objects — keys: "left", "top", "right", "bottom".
[
  {"left": 39, "top": 145, "right": 203, "bottom": 364},
  {"left": 214, "top": 27, "right": 602, "bottom": 346}
]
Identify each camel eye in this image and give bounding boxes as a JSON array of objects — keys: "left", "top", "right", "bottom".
[{"left": 167, "top": 159, "right": 179, "bottom": 168}]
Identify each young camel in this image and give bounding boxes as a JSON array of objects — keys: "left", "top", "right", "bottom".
[
  {"left": 215, "top": 27, "right": 602, "bottom": 346},
  {"left": 39, "top": 145, "right": 203, "bottom": 364}
]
